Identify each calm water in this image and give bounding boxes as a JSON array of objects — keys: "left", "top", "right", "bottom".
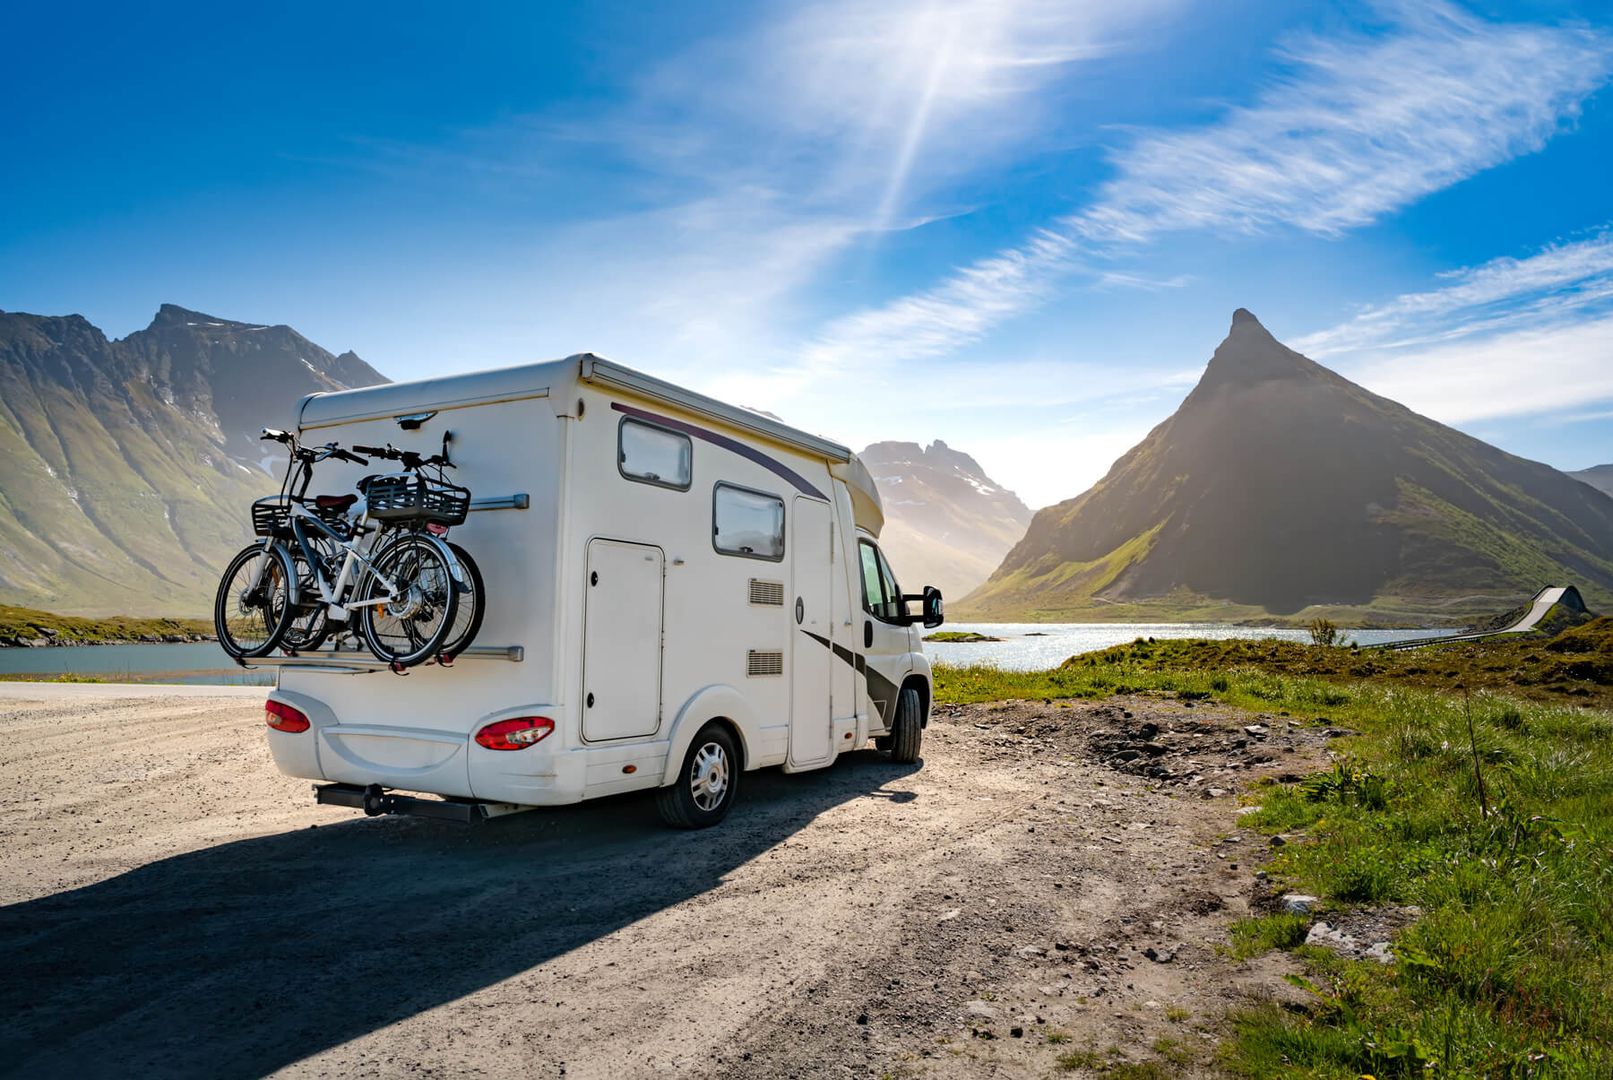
[
  {"left": 923, "top": 622, "right": 1462, "bottom": 671},
  {"left": 0, "top": 642, "right": 271, "bottom": 686},
  {"left": 0, "top": 624, "right": 1460, "bottom": 684}
]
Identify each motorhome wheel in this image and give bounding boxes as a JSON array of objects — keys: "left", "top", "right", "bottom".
[
  {"left": 657, "top": 723, "right": 740, "bottom": 829},
  {"left": 887, "top": 687, "right": 923, "bottom": 764}
]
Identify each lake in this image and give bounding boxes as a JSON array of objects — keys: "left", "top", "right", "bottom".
[
  {"left": 0, "top": 642, "right": 272, "bottom": 686},
  {"left": 0, "top": 623, "right": 1460, "bottom": 684},
  {"left": 922, "top": 622, "right": 1461, "bottom": 671}
]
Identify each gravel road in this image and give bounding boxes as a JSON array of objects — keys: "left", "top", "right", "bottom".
[{"left": 0, "top": 685, "right": 1330, "bottom": 1078}]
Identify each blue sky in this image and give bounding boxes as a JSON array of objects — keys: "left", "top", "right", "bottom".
[{"left": 3, "top": 0, "right": 1610, "bottom": 507}]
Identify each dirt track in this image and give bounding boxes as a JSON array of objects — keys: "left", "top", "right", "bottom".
[{"left": 0, "top": 685, "right": 1331, "bottom": 1078}]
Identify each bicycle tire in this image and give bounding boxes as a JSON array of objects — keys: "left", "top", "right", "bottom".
[
  {"left": 357, "top": 534, "right": 459, "bottom": 667},
  {"left": 214, "top": 542, "right": 296, "bottom": 659},
  {"left": 441, "top": 541, "right": 485, "bottom": 659},
  {"left": 281, "top": 547, "right": 331, "bottom": 654}
]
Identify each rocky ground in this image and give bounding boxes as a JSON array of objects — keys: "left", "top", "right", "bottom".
[{"left": 1, "top": 685, "right": 1342, "bottom": 1078}]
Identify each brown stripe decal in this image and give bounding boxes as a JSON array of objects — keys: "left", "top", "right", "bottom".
[{"left": 611, "top": 402, "right": 827, "bottom": 499}]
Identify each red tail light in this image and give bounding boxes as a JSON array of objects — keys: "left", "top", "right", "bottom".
[
  {"left": 475, "top": 716, "right": 554, "bottom": 751},
  {"left": 266, "top": 700, "right": 310, "bottom": 733}
]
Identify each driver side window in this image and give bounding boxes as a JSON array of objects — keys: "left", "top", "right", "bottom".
[{"left": 858, "top": 540, "right": 905, "bottom": 623}]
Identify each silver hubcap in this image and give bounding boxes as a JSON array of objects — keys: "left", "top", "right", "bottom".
[{"left": 689, "top": 741, "right": 729, "bottom": 812}]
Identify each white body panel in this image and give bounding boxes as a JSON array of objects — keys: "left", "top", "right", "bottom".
[{"left": 265, "top": 355, "right": 932, "bottom": 809}]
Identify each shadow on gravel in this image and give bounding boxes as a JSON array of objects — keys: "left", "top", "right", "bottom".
[{"left": 0, "top": 751, "right": 920, "bottom": 1079}]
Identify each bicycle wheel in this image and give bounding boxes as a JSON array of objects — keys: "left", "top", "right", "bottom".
[
  {"left": 357, "top": 534, "right": 459, "bottom": 667},
  {"left": 440, "top": 541, "right": 485, "bottom": 659},
  {"left": 214, "top": 542, "right": 296, "bottom": 659},
  {"left": 281, "top": 545, "right": 331, "bottom": 653}
]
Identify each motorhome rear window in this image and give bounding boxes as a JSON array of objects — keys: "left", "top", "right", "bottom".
[
  {"left": 713, "top": 483, "right": 785, "bottom": 560},
  {"left": 619, "top": 417, "right": 692, "bottom": 490}
]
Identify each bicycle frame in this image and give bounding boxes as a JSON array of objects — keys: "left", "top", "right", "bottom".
[{"left": 285, "top": 502, "right": 401, "bottom": 618}]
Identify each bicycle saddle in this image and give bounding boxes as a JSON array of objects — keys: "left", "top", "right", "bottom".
[{"left": 313, "top": 493, "right": 359, "bottom": 511}]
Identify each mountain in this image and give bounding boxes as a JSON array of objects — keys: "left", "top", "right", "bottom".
[
  {"left": 1570, "top": 465, "right": 1613, "bottom": 498},
  {"left": 0, "top": 305, "right": 386, "bottom": 615},
  {"left": 861, "top": 440, "right": 1033, "bottom": 601},
  {"left": 958, "top": 309, "right": 1613, "bottom": 625}
]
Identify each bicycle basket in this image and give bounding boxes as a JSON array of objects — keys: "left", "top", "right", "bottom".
[
  {"left": 251, "top": 496, "right": 354, "bottom": 538},
  {"left": 363, "top": 473, "right": 471, "bottom": 526}
]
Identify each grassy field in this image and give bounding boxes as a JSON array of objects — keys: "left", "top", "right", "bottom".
[
  {"left": 933, "top": 622, "right": 1612, "bottom": 1077},
  {"left": 0, "top": 605, "right": 213, "bottom": 646}
]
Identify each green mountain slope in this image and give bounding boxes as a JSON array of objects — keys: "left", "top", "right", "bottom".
[
  {"left": 956, "top": 310, "right": 1613, "bottom": 625},
  {"left": 0, "top": 306, "right": 386, "bottom": 615}
]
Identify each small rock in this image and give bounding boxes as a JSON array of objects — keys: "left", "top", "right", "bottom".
[
  {"left": 1010, "top": 1026, "right": 1024, "bottom": 1039},
  {"left": 1365, "top": 942, "right": 1394, "bottom": 964},
  {"left": 1244, "top": 724, "right": 1268, "bottom": 737},
  {"left": 1280, "top": 893, "right": 1319, "bottom": 915},
  {"left": 856, "top": 1013, "right": 868, "bottom": 1025},
  {"left": 1236, "top": 805, "right": 1260, "bottom": 816},
  {"left": 1270, "top": 834, "right": 1288, "bottom": 847},
  {"left": 1206, "top": 787, "right": 1229, "bottom": 798},
  {"left": 965, "top": 1000, "right": 998, "bottom": 1019}
]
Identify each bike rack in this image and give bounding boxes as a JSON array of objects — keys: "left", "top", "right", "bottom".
[
  {"left": 241, "top": 644, "right": 524, "bottom": 674},
  {"left": 469, "top": 493, "right": 529, "bottom": 512}
]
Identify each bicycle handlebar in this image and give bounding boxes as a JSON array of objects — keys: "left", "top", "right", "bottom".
[{"left": 352, "top": 444, "right": 453, "bottom": 470}]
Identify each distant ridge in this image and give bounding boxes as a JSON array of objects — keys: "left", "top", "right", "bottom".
[
  {"left": 1571, "top": 464, "right": 1613, "bottom": 498},
  {"left": 957, "top": 310, "right": 1613, "bottom": 624},
  {"left": 861, "top": 440, "right": 1032, "bottom": 601},
  {"left": 0, "top": 305, "right": 387, "bottom": 615}
]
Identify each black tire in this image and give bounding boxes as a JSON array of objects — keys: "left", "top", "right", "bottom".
[
  {"left": 657, "top": 723, "right": 740, "bottom": 829},
  {"left": 440, "top": 541, "right": 485, "bottom": 659},
  {"left": 214, "top": 542, "right": 296, "bottom": 659},
  {"left": 357, "top": 534, "right": 459, "bottom": 667},
  {"left": 887, "top": 686, "right": 923, "bottom": 764},
  {"left": 281, "top": 547, "right": 330, "bottom": 653}
]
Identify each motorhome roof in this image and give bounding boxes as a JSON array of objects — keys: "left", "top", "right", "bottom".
[{"left": 296, "top": 353, "right": 852, "bottom": 465}]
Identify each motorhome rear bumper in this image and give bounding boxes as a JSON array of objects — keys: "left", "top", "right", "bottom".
[{"left": 313, "top": 782, "right": 529, "bottom": 822}]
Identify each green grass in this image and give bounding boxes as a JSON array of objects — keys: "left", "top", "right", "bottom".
[
  {"left": 933, "top": 640, "right": 1613, "bottom": 1078},
  {"left": 0, "top": 605, "right": 212, "bottom": 646},
  {"left": 1228, "top": 913, "right": 1312, "bottom": 959}
]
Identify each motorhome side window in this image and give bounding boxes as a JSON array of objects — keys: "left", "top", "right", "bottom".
[
  {"left": 619, "top": 417, "right": 692, "bottom": 490},
  {"left": 858, "top": 539, "right": 904, "bottom": 622},
  {"left": 713, "top": 483, "right": 785, "bottom": 560}
]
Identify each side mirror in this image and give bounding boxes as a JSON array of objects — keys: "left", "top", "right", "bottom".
[
  {"left": 901, "top": 587, "right": 944, "bottom": 629},
  {"left": 921, "top": 585, "right": 944, "bottom": 629}
]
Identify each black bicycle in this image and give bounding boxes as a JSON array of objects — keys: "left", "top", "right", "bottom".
[
  {"left": 214, "top": 430, "right": 466, "bottom": 668},
  {"left": 352, "top": 437, "right": 485, "bottom": 660}
]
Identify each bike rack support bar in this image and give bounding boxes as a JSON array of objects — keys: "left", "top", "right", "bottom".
[
  {"left": 241, "top": 644, "right": 524, "bottom": 670},
  {"left": 470, "top": 493, "right": 529, "bottom": 512}
]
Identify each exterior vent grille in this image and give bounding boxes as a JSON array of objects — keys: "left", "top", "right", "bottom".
[
  {"left": 746, "top": 650, "right": 784, "bottom": 677},
  {"left": 748, "top": 579, "right": 785, "bottom": 606}
]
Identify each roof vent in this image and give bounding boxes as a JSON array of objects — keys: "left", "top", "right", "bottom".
[{"left": 746, "top": 650, "right": 784, "bottom": 677}]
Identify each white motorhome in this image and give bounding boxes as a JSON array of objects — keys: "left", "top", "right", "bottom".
[{"left": 256, "top": 355, "right": 943, "bottom": 827}]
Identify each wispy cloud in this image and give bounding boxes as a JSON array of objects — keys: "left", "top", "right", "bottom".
[
  {"left": 1295, "top": 230, "right": 1613, "bottom": 425},
  {"left": 1345, "top": 313, "right": 1613, "bottom": 424},
  {"left": 1293, "top": 230, "right": 1613, "bottom": 357},
  {"left": 793, "top": 3, "right": 1612, "bottom": 370}
]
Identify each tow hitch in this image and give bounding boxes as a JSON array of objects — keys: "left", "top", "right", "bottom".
[{"left": 313, "top": 782, "right": 530, "bottom": 822}]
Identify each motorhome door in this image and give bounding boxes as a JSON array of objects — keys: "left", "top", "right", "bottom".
[
  {"left": 789, "top": 496, "right": 833, "bottom": 766},
  {"left": 582, "top": 539, "right": 664, "bottom": 741}
]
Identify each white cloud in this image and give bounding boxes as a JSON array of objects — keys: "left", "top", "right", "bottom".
[
  {"left": 1345, "top": 313, "right": 1613, "bottom": 424},
  {"left": 1293, "top": 230, "right": 1613, "bottom": 357},
  {"left": 791, "top": 3, "right": 1612, "bottom": 371},
  {"left": 1292, "top": 230, "right": 1613, "bottom": 426}
]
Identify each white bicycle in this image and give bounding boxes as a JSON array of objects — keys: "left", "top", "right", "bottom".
[{"left": 213, "top": 429, "right": 467, "bottom": 669}]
